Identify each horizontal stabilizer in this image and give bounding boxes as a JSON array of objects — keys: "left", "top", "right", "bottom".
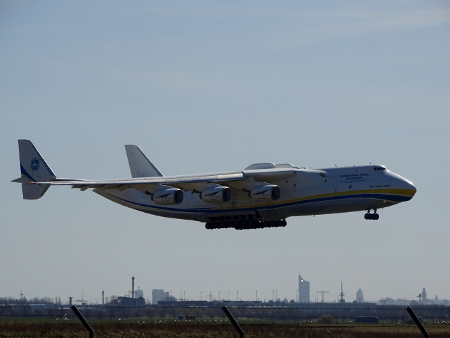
[{"left": 22, "top": 183, "right": 51, "bottom": 200}]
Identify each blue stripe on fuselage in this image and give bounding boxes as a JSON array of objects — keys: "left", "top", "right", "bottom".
[{"left": 104, "top": 191, "right": 412, "bottom": 215}]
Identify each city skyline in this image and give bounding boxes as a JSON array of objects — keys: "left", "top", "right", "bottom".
[
  {"left": 3, "top": 275, "right": 446, "bottom": 306},
  {"left": 3, "top": 286, "right": 447, "bottom": 307}
]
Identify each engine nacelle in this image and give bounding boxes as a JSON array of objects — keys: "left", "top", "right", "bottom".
[
  {"left": 250, "top": 184, "right": 281, "bottom": 202},
  {"left": 152, "top": 188, "right": 183, "bottom": 205},
  {"left": 200, "top": 186, "right": 232, "bottom": 203}
]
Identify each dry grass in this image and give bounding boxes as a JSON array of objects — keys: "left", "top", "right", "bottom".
[{"left": 0, "top": 320, "right": 450, "bottom": 337}]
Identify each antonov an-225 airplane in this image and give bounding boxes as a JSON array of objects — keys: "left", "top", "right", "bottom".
[{"left": 13, "top": 140, "right": 416, "bottom": 230}]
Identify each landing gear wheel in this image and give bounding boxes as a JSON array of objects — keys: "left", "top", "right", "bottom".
[{"left": 364, "top": 210, "right": 379, "bottom": 220}]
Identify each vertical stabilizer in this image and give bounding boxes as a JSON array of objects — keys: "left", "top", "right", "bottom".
[
  {"left": 125, "top": 145, "right": 163, "bottom": 178},
  {"left": 15, "top": 140, "right": 56, "bottom": 199}
]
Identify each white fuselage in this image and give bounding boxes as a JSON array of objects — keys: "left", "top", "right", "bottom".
[{"left": 94, "top": 164, "right": 416, "bottom": 223}]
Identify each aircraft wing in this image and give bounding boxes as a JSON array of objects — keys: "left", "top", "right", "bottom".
[
  {"left": 29, "top": 168, "right": 325, "bottom": 193},
  {"left": 33, "top": 171, "right": 244, "bottom": 192}
]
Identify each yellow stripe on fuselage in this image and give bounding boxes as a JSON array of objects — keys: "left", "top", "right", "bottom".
[{"left": 205, "top": 188, "right": 416, "bottom": 211}]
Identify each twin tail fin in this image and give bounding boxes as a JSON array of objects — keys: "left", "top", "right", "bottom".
[
  {"left": 125, "top": 145, "right": 163, "bottom": 178},
  {"left": 13, "top": 140, "right": 56, "bottom": 199}
]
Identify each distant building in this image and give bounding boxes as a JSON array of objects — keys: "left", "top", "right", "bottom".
[
  {"left": 135, "top": 287, "right": 144, "bottom": 299},
  {"left": 117, "top": 296, "right": 145, "bottom": 307},
  {"left": 152, "top": 289, "right": 170, "bottom": 305},
  {"left": 421, "top": 288, "right": 427, "bottom": 303},
  {"left": 298, "top": 274, "right": 310, "bottom": 303},
  {"left": 356, "top": 289, "right": 364, "bottom": 303}
]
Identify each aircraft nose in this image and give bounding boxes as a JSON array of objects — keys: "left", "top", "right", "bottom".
[
  {"left": 402, "top": 178, "right": 417, "bottom": 199},
  {"left": 407, "top": 181, "right": 416, "bottom": 194}
]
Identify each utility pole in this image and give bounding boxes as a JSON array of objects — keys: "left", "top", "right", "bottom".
[{"left": 317, "top": 291, "right": 329, "bottom": 303}]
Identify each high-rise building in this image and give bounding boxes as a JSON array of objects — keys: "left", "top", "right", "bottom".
[
  {"left": 152, "top": 289, "right": 170, "bottom": 305},
  {"left": 356, "top": 289, "right": 364, "bottom": 303},
  {"left": 421, "top": 288, "right": 427, "bottom": 303},
  {"left": 135, "top": 287, "right": 144, "bottom": 299},
  {"left": 298, "top": 274, "right": 310, "bottom": 303}
]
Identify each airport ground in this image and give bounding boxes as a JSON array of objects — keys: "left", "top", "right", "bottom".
[
  {"left": 1, "top": 318, "right": 450, "bottom": 337},
  {"left": 1, "top": 303, "right": 449, "bottom": 337}
]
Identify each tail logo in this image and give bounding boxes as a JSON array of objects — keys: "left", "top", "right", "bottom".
[{"left": 30, "top": 157, "right": 40, "bottom": 172}]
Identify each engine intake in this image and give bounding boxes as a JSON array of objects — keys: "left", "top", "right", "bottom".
[
  {"left": 200, "top": 186, "right": 232, "bottom": 203},
  {"left": 152, "top": 187, "right": 183, "bottom": 205},
  {"left": 250, "top": 184, "right": 280, "bottom": 202}
]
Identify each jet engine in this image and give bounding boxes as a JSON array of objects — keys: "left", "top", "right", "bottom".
[
  {"left": 200, "top": 186, "right": 232, "bottom": 203},
  {"left": 250, "top": 184, "right": 281, "bottom": 202},
  {"left": 152, "top": 187, "right": 183, "bottom": 205}
]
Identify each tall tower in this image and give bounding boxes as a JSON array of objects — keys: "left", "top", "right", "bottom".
[
  {"left": 132, "top": 277, "right": 135, "bottom": 299},
  {"left": 339, "top": 281, "right": 345, "bottom": 303},
  {"left": 298, "top": 274, "right": 310, "bottom": 303}
]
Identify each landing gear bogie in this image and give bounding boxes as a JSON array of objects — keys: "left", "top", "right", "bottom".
[
  {"left": 205, "top": 218, "right": 287, "bottom": 230},
  {"left": 364, "top": 209, "right": 379, "bottom": 220}
]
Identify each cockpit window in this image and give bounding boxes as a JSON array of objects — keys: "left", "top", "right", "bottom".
[{"left": 374, "top": 166, "right": 386, "bottom": 171}]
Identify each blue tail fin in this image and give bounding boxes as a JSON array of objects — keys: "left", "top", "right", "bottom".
[{"left": 13, "top": 140, "right": 56, "bottom": 199}]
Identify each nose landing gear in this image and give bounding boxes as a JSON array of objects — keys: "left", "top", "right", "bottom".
[{"left": 364, "top": 209, "right": 379, "bottom": 220}]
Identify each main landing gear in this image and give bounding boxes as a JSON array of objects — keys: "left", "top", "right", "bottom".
[
  {"left": 205, "top": 219, "right": 287, "bottom": 230},
  {"left": 364, "top": 209, "right": 379, "bottom": 220}
]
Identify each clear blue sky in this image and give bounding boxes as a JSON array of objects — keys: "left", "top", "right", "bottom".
[{"left": 1, "top": 1, "right": 449, "bottom": 304}]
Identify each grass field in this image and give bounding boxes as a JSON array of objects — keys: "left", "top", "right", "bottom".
[{"left": 1, "top": 319, "right": 449, "bottom": 337}]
